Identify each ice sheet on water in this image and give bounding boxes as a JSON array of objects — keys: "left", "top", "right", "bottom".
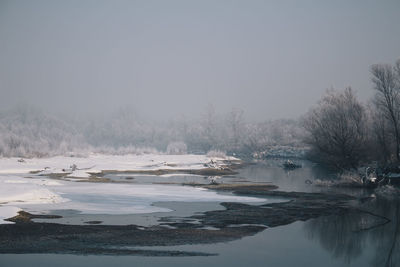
[{"left": 0, "top": 175, "right": 263, "bottom": 224}]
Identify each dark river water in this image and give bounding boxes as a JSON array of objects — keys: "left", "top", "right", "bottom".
[{"left": 1, "top": 160, "right": 399, "bottom": 267}]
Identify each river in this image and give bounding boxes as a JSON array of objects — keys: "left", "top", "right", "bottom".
[{"left": 1, "top": 159, "right": 399, "bottom": 267}]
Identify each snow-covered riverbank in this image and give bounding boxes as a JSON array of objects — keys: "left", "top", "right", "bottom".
[
  {"left": 0, "top": 153, "right": 237, "bottom": 178},
  {"left": 0, "top": 154, "right": 262, "bottom": 224}
]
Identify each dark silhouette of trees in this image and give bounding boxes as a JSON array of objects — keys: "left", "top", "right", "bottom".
[
  {"left": 369, "top": 107, "right": 393, "bottom": 163},
  {"left": 371, "top": 59, "right": 400, "bottom": 162},
  {"left": 303, "top": 88, "right": 367, "bottom": 169}
]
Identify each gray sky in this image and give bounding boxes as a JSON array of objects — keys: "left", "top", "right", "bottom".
[{"left": 0, "top": 0, "right": 399, "bottom": 120}]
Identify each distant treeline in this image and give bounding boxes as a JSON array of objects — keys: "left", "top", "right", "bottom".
[{"left": 0, "top": 105, "right": 304, "bottom": 158}]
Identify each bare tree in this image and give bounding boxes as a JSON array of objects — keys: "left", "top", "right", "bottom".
[
  {"left": 303, "top": 88, "right": 367, "bottom": 169},
  {"left": 227, "top": 107, "right": 245, "bottom": 151},
  {"left": 369, "top": 107, "right": 392, "bottom": 163},
  {"left": 371, "top": 60, "right": 400, "bottom": 161},
  {"left": 200, "top": 103, "right": 226, "bottom": 151}
]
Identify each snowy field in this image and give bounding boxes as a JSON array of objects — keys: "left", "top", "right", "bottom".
[
  {"left": 0, "top": 154, "right": 262, "bottom": 224},
  {"left": 0, "top": 153, "right": 237, "bottom": 178}
]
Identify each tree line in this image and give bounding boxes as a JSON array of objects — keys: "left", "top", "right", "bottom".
[
  {"left": 303, "top": 59, "right": 400, "bottom": 170},
  {"left": 0, "top": 105, "right": 304, "bottom": 158}
]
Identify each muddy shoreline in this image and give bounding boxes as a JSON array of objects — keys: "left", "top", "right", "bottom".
[{"left": 0, "top": 185, "right": 361, "bottom": 256}]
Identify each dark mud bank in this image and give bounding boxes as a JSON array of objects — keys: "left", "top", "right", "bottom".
[{"left": 0, "top": 186, "right": 362, "bottom": 256}]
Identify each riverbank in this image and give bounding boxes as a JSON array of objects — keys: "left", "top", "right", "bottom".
[
  {"left": 1, "top": 185, "right": 361, "bottom": 256},
  {"left": 0, "top": 155, "right": 394, "bottom": 259},
  {"left": 0, "top": 153, "right": 241, "bottom": 179}
]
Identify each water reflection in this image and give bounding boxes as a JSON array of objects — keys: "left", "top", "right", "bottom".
[
  {"left": 304, "top": 197, "right": 400, "bottom": 267},
  {"left": 241, "top": 161, "right": 400, "bottom": 267},
  {"left": 104, "top": 159, "right": 334, "bottom": 191},
  {"left": 236, "top": 159, "right": 335, "bottom": 192}
]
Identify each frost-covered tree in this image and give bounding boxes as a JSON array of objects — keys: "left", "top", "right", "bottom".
[
  {"left": 166, "top": 141, "right": 187, "bottom": 155},
  {"left": 0, "top": 106, "right": 85, "bottom": 157},
  {"left": 226, "top": 108, "right": 245, "bottom": 152},
  {"left": 201, "top": 104, "right": 219, "bottom": 150}
]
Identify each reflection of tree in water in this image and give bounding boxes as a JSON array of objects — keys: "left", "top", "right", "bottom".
[
  {"left": 370, "top": 199, "right": 400, "bottom": 267},
  {"left": 304, "top": 197, "right": 400, "bottom": 266},
  {"left": 304, "top": 212, "right": 367, "bottom": 263}
]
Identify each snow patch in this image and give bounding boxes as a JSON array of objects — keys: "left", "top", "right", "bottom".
[
  {"left": 0, "top": 154, "right": 236, "bottom": 178},
  {"left": 0, "top": 206, "right": 21, "bottom": 224},
  {"left": 0, "top": 177, "right": 67, "bottom": 205}
]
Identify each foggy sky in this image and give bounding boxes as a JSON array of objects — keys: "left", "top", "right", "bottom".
[{"left": 0, "top": 0, "right": 399, "bottom": 120}]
